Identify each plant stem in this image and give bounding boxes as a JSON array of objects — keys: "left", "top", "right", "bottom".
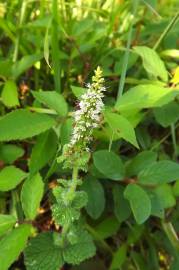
[
  {"left": 12, "top": 190, "right": 24, "bottom": 222},
  {"left": 51, "top": 0, "right": 61, "bottom": 93},
  {"left": 171, "top": 123, "right": 177, "bottom": 160},
  {"left": 61, "top": 166, "right": 79, "bottom": 245},
  {"left": 162, "top": 221, "right": 179, "bottom": 252},
  {"left": 116, "top": 0, "right": 139, "bottom": 100},
  {"left": 153, "top": 11, "right": 179, "bottom": 50},
  {"left": 13, "top": 0, "right": 27, "bottom": 62}
]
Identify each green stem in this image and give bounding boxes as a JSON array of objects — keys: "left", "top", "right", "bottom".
[
  {"left": 171, "top": 123, "right": 177, "bottom": 160},
  {"left": 61, "top": 167, "right": 79, "bottom": 245},
  {"left": 162, "top": 221, "right": 179, "bottom": 252},
  {"left": 12, "top": 190, "right": 24, "bottom": 222},
  {"left": 13, "top": 0, "right": 27, "bottom": 62},
  {"left": 116, "top": 0, "right": 139, "bottom": 100},
  {"left": 86, "top": 224, "right": 113, "bottom": 255},
  {"left": 153, "top": 11, "right": 179, "bottom": 50}
]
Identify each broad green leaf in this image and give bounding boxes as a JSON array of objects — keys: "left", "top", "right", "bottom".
[
  {"left": 60, "top": 118, "right": 73, "bottom": 146},
  {"left": 138, "top": 160, "right": 179, "bottom": 185},
  {"left": 154, "top": 184, "right": 176, "bottom": 209},
  {"left": 71, "top": 86, "right": 86, "bottom": 98},
  {"left": 115, "top": 84, "right": 178, "bottom": 111},
  {"left": 93, "top": 150, "right": 125, "bottom": 181},
  {"left": 126, "top": 151, "right": 157, "bottom": 177},
  {"left": 112, "top": 185, "right": 131, "bottom": 223},
  {"left": 109, "top": 244, "right": 127, "bottom": 270},
  {"left": 124, "top": 184, "right": 151, "bottom": 224},
  {"left": 21, "top": 173, "right": 44, "bottom": 220},
  {"left": 104, "top": 112, "right": 139, "bottom": 148},
  {"left": 0, "top": 109, "right": 55, "bottom": 142},
  {"left": 148, "top": 191, "right": 164, "bottom": 218},
  {"left": 0, "top": 214, "right": 17, "bottom": 236},
  {"left": 0, "top": 224, "right": 32, "bottom": 270},
  {"left": 12, "top": 54, "right": 43, "bottom": 79},
  {"left": 1, "top": 80, "right": 19, "bottom": 107},
  {"left": 81, "top": 176, "right": 105, "bottom": 219},
  {"left": 63, "top": 227, "right": 96, "bottom": 265},
  {"left": 94, "top": 216, "right": 120, "bottom": 239},
  {"left": 133, "top": 46, "right": 168, "bottom": 81},
  {"left": 24, "top": 232, "right": 63, "bottom": 270},
  {"left": 29, "top": 129, "right": 58, "bottom": 174},
  {"left": 154, "top": 101, "right": 179, "bottom": 127},
  {"left": 32, "top": 90, "right": 68, "bottom": 116},
  {"left": 0, "top": 166, "right": 27, "bottom": 191},
  {"left": 0, "top": 144, "right": 24, "bottom": 164},
  {"left": 173, "top": 180, "right": 179, "bottom": 197}
]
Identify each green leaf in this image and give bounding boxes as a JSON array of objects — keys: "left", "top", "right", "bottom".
[
  {"left": 81, "top": 176, "right": 105, "bottom": 219},
  {"left": 0, "top": 109, "right": 55, "bottom": 142},
  {"left": 126, "top": 151, "right": 157, "bottom": 177},
  {"left": 115, "top": 84, "right": 178, "bottom": 111},
  {"left": 94, "top": 216, "right": 120, "bottom": 239},
  {"left": 0, "top": 224, "right": 32, "bottom": 270},
  {"left": 12, "top": 54, "right": 43, "bottom": 79},
  {"left": 138, "top": 160, "right": 179, "bottom": 185},
  {"left": 0, "top": 144, "right": 24, "bottom": 164},
  {"left": 63, "top": 227, "right": 96, "bottom": 265},
  {"left": 60, "top": 118, "right": 73, "bottom": 146},
  {"left": 29, "top": 129, "right": 58, "bottom": 174},
  {"left": 148, "top": 191, "right": 164, "bottom": 218},
  {"left": 0, "top": 214, "right": 17, "bottom": 237},
  {"left": 104, "top": 112, "right": 139, "bottom": 148},
  {"left": 24, "top": 232, "right": 64, "bottom": 270},
  {"left": 71, "top": 86, "right": 86, "bottom": 98},
  {"left": 32, "top": 90, "right": 68, "bottom": 116},
  {"left": 154, "top": 101, "right": 179, "bottom": 127},
  {"left": 154, "top": 184, "right": 176, "bottom": 209},
  {"left": 124, "top": 184, "right": 151, "bottom": 224},
  {"left": 0, "top": 166, "right": 27, "bottom": 191},
  {"left": 109, "top": 244, "right": 127, "bottom": 270},
  {"left": 21, "top": 173, "right": 44, "bottom": 220},
  {"left": 93, "top": 150, "right": 125, "bottom": 181},
  {"left": 112, "top": 185, "right": 131, "bottom": 223},
  {"left": 1, "top": 80, "right": 19, "bottom": 107},
  {"left": 173, "top": 180, "right": 179, "bottom": 197},
  {"left": 133, "top": 46, "right": 168, "bottom": 82}
]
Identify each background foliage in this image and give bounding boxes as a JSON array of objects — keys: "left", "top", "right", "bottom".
[{"left": 0, "top": 0, "right": 179, "bottom": 269}]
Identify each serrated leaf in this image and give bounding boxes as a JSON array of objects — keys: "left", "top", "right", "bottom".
[
  {"left": 32, "top": 90, "right": 68, "bottom": 116},
  {"left": 104, "top": 111, "right": 139, "bottom": 148},
  {"left": 1, "top": 80, "right": 19, "bottom": 107},
  {"left": 133, "top": 46, "right": 168, "bottom": 81},
  {"left": 0, "top": 166, "right": 27, "bottom": 191},
  {"left": 63, "top": 227, "right": 96, "bottom": 265},
  {"left": 126, "top": 151, "right": 157, "bottom": 177},
  {"left": 24, "top": 232, "right": 63, "bottom": 270},
  {"left": 0, "top": 109, "right": 55, "bottom": 142},
  {"left": 138, "top": 160, "right": 179, "bottom": 185},
  {"left": 115, "top": 84, "right": 178, "bottom": 111},
  {"left": 60, "top": 118, "right": 73, "bottom": 146},
  {"left": 52, "top": 203, "right": 80, "bottom": 226},
  {"left": 82, "top": 177, "right": 105, "bottom": 219},
  {"left": 0, "top": 214, "right": 17, "bottom": 237},
  {"left": 21, "top": 173, "right": 44, "bottom": 220},
  {"left": 29, "top": 129, "right": 58, "bottom": 174},
  {"left": 0, "top": 224, "right": 32, "bottom": 270},
  {"left": 112, "top": 185, "right": 131, "bottom": 223},
  {"left": 124, "top": 184, "right": 151, "bottom": 224},
  {"left": 93, "top": 150, "right": 125, "bottom": 181},
  {"left": 0, "top": 144, "right": 24, "bottom": 164}
]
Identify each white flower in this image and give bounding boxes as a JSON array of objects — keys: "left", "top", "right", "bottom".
[{"left": 65, "top": 67, "right": 105, "bottom": 153}]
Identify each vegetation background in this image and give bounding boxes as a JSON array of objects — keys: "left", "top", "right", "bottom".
[{"left": 0, "top": 0, "right": 179, "bottom": 269}]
